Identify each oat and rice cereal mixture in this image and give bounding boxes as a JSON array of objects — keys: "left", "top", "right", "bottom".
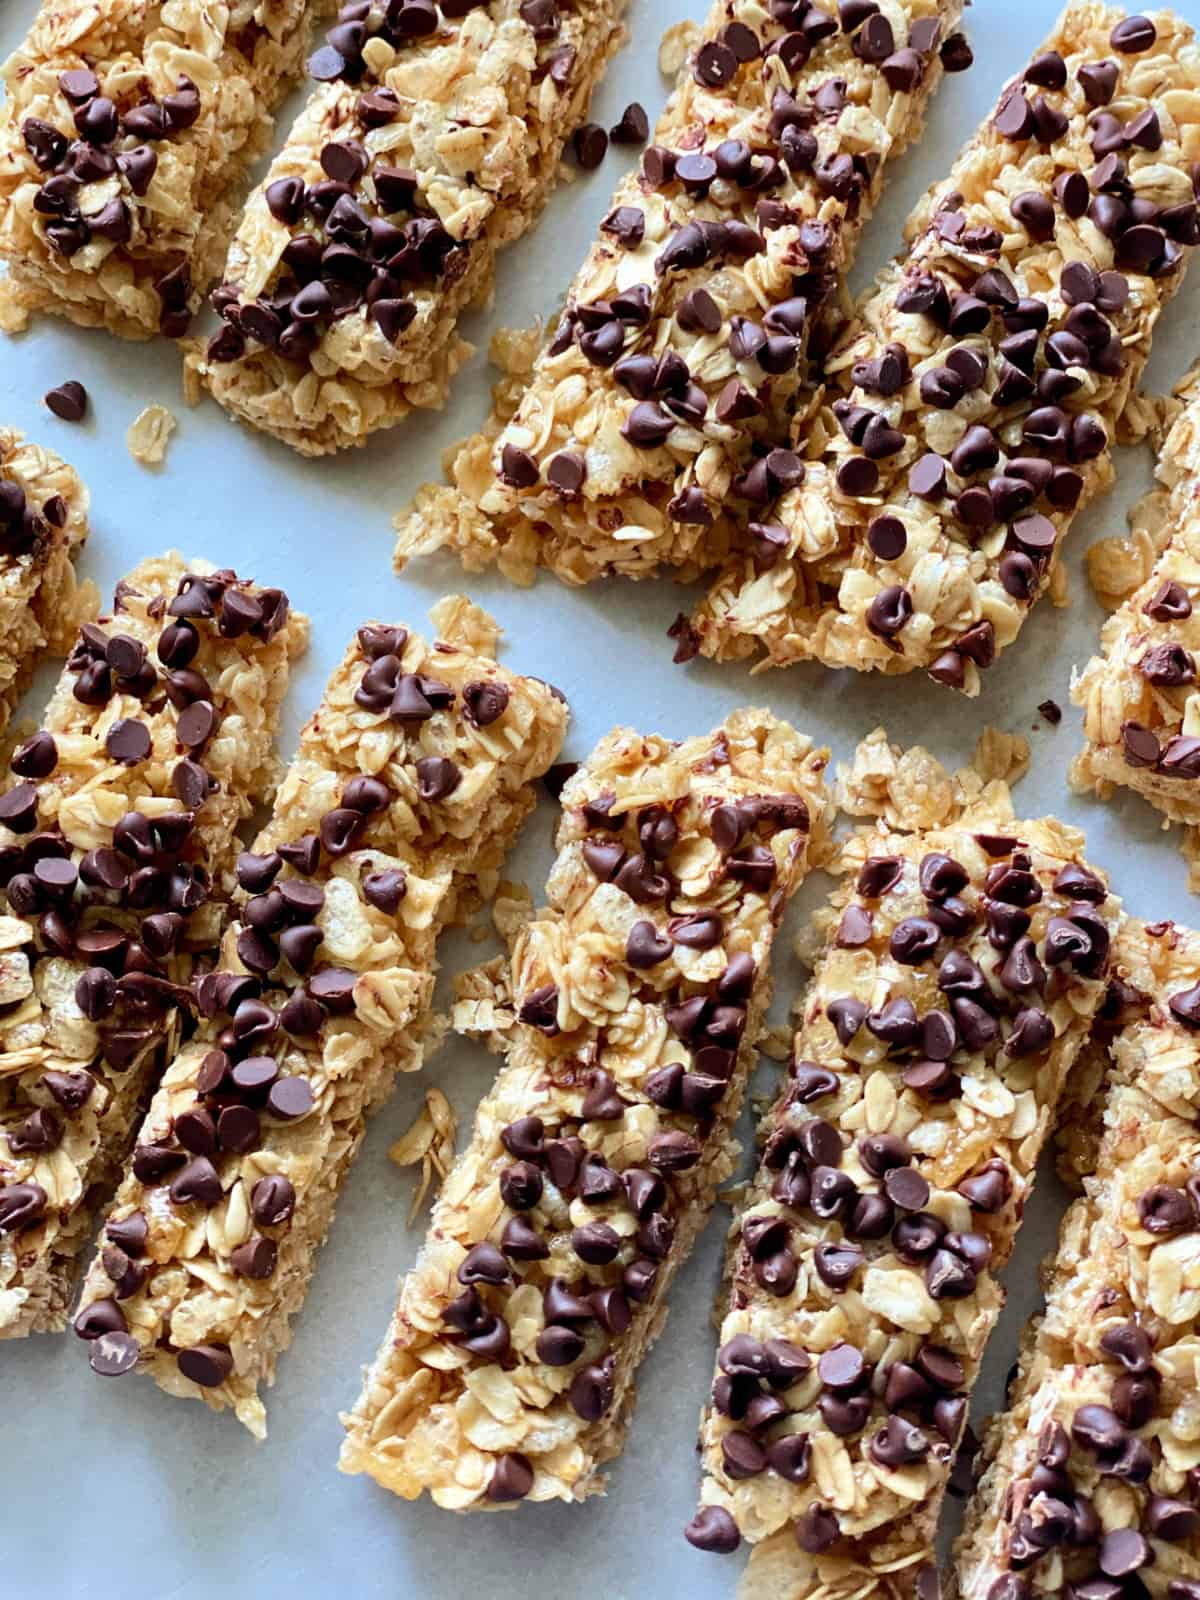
[
  {"left": 0, "top": 1, "right": 323, "bottom": 339},
  {"left": 393, "top": 0, "right": 969, "bottom": 587},
  {"left": 0, "top": 427, "right": 94, "bottom": 737},
  {"left": 339, "top": 711, "right": 832, "bottom": 1507},
  {"left": 187, "top": 0, "right": 630, "bottom": 455},
  {"left": 73, "top": 602, "right": 567, "bottom": 1436},
  {"left": 692, "top": 4, "right": 1200, "bottom": 694},
  {"left": 687, "top": 736, "right": 1120, "bottom": 1600},
  {"left": 0, "top": 555, "right": 306, "bottom": 1339},
  {"left": 955, "top": 917, "right": 1200, "bottom": 1600},
  {"left": 1073, "top": 359, "right": 1200, "bottom": 885}
]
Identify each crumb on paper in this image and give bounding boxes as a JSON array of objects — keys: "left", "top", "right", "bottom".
[
  {"left": 450, "top": 954, "right": 515, "bottom": 1053},
  {"left": 489, "top": 323, "right": 543, "bottom": 380},
  {"left": 971, "top": 727, "right": 1029, "bottom": 787},
  {"left": 759, "top": 1023, "right": 791, "bottom": 1063},
  {"left": 388, "top": 1088, "right": 457, "bottom": 1223},
  {"left": 1037, "top": 699, "right": 1063, "bottom": 727},
  {"left": 658, "top": 19, "right": 698, "bottom": 76},
  {"left": 127, "top": 404, "right": 176, "bottom": 466}
]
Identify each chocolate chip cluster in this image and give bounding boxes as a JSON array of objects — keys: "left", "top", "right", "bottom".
[
  {"left": 693, "top": 822, "right": 1119, "bottom": 1561},
  {"left": 21, "top": 67, "right": 199, "bottom": 331}
]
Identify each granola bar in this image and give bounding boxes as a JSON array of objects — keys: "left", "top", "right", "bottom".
[
  {"left": 339, "top": 712, "right": 832, "bottom": 1508},
  {"left": 692, "top": 3, "right": 1200, "bottom": 695},
  {"left": 72, "top": 600, "right": 568, "bottom": 1436},
  {"left": 0, "top": 556, "right": 306, "bottom": 1338},
  {"left": 186, "top": 1, "right": 629, "bottom": 456},
  {"left": 394, "top": 0, "right": 967, "bottom": 584},
  {"left": 686, "top": 782, "right": 1121, "bottom": 1596},
  {"left": 1073, "top": 362, "right": 1200, "bottom": 848},
  {"left": 0, "top": 1, "right": 323, "bottom": 339},
  {"left": 954, "top": 917, "right": 1200, "bottom": 1600},
  {"left": 0, "top": 427, "right": 93, "bottom": 734}
]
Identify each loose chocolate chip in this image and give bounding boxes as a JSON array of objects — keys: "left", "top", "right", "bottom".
[
  {"left": 44, "top": 380, "right": 89, "bottom": 423},
  {"left": 572, "top": 122, "right": 608, "bottom": 169},
  {"left": 685, "top": 1506, "right": 741, "bottom": 1553}
]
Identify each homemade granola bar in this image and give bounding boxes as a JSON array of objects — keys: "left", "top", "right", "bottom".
[
  {"left": 0, "top": 1, "right": 324, "bottom": 339},
  {"left": 187, "top": 0, "right": 629, "bottom": 456},
  {"left": 0, "top": 556, "right": 305, "bottom": 1338},
  {"left": 394, "top": 0, "right": 968, "bottom": 584},
  {"left": 954, "top": 917, "right": 1200, "bottom": 1600},
  {"left": 0, "top": 427, "right": 93, "bottom": 734},
  {"left": 73, "top": 600, "right": 568, "bottom": 1436},
  {"left": 339, "top": 711, "right": 832, "bottom": 1507},
  {"left": 1074, "top": 363, "right": 1200, "bottom": 852},
  {"left": 692, "top": 4, "right": 1200, "bottom": 695},
  {"left": 686, "top": 771, "right": 1121, "bottom": 1596}
]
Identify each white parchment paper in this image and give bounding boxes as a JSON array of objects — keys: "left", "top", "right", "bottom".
[{"left": 1, "top": 2, "right": 1198, "bottom": 1595}]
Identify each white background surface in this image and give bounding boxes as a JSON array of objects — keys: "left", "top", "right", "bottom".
[{"left": 2, "top": 2, "right": 1198, "bottom": 1596}]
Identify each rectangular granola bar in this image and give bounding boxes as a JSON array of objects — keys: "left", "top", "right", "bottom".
[
  {"left": 687, "top": 789, "right": 1121, "bottom": 1596},
  {"left": 0, "top": 556, "right": 306, "bottom": 1338},
  {"left": 1074, "top": 364, "right": 1200, "bottom": 844},
  {"left": 72, "top": 599, "right": 568, "bottom": 1436},
  {"left": 393, "top": 0, "right": 966, "bottom": 583},
  {"left": 691, "top": 3, "right": 1200, "bottom": 695},
  {"left": 339, "top": 711, "right": 832, "bottom": 1508},
  {"left": 186, "top": 0, "right": 629, "bottom": 455},
  {"left": 0, "top": 426, "right": 93, "bottom": 732},
  {"left": 0, "top": 0, "right": 322, "bottom": 339},
  {"left": 954, "top": 917, "right": 1200, "bottom": 1600}
]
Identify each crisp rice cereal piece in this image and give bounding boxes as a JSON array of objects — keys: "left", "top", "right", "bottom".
[
  {"left": 186, "top": 0, "right": 630, "bottom": 456},
  {"left": 954, "top": 917, "right": 1200, "bottom": 1600},
  {"left": 693, "top": 3, "right": 1200, "bottom": 695},
  {"left": 0, "top": 555, "right": 306, "bottom": 1339},
  {"left": 688, "top": 736, "right": 1120, "bottom": 1590},
  {"left": 339, "top": 711, "right": 833, "bottom": 1506},
  {"left": 0, "top": 0, "right": 323, "bottom": 339},
  {"left": 0, "top": 427, "right": 93, "bottom": 735},
  {"left": 72, "top": 608, "right": 567, "bottom": 1435},
  {"left": 392, "top": 0, "right": 965, "bottom": 588},
  {"left": 1073, "top": 354, "right": 1200, "bottom": 870}
]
